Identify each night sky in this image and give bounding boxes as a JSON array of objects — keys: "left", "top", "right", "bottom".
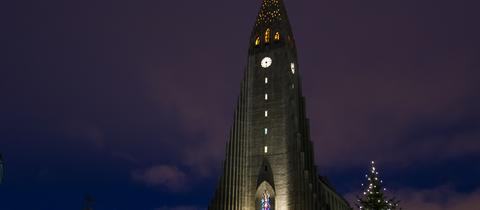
[{"left": 1, "top": 0, "right": 480, "bottom": 209}]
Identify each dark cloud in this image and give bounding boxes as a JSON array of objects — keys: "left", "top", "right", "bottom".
[
  {"left": 397, "top": 186, "right": 480, "bottom": 210},
  {"left": 132, "top": 165, "right": 188, "bottom": 192}
]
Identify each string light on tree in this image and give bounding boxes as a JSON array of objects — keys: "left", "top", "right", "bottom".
[{"left": 355, "top": 161, "right": 401, "bottom": 210}]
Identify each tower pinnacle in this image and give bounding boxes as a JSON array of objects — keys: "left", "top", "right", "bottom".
[
  {"left": 256, "top": 0, "right": 287, "bottom": 26},
  {"left": 251, "top": 0, "right": 295, "bottom": 53}
]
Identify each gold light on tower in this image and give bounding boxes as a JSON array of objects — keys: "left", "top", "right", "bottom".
[
  {"left": 255, "top": 36, "right": 261, "bottom": 46},
  {"left": 274, "top": 32, "right": 280, "bottom": 41},
  {"left": 265, "top": 28, "right": 271, "bottom": 43}
]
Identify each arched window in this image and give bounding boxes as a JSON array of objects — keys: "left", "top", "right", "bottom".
[
  {"left": 260, "top": 191, "right": 271, "bottom": 210},
  {"left": 255, "top": 36, "right": 261, "bottom": 46},
  {"left": 256, "top": 181, "right": 275, "bottom": 210},
  {"left": 274, "top": 32, "right": 280, "bottom": 41},
  {"left": 265, "top": 28, "right": 271, "bottom": 43}
]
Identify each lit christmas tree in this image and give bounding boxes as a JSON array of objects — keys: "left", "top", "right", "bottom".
[{"left": 356, "top": 161, "right": 400, "bottom": 210}]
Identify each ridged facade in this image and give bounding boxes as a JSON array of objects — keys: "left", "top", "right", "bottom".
[{"left": 208, "top": 1, "right": 351, "bottom": 209}]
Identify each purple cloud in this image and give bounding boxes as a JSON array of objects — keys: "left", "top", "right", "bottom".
[
  {"left": 132, "top": 165, "right": 187, "bottom": 192},
  {"left": 394, "top": 186, "right": 480, "bottom": 210}
]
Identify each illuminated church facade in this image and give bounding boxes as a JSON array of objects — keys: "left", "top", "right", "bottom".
[{"left": 208, "top": 0, "right": 351, "bottom": 209}]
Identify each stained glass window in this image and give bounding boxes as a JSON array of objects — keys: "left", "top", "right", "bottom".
[{"left": 260, "top": 191, "right": 271, "bottom": 210}]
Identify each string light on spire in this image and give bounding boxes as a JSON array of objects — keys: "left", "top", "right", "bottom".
[{"left": 255, "top": 0, "right": 284, "bottom": 25}]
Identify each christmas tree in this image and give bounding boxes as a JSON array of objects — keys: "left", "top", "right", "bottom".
[{"left": 356, "top": 161, "right": 400, "bottom": 210}]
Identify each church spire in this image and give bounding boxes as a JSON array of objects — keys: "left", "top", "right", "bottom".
[
  {"left": 208, "top": 1, "right": 352, "bottom": 209},
  {"left": 251, "top": 0, "right": 295, "bottom": 52}
]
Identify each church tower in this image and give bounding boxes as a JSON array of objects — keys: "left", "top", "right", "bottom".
[{"left": 208, "top": 1, "right": 351, "bottom": 209}]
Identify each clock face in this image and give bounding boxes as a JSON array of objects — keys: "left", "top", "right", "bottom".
[{"left": 261, "top": 57, "right": 272, "bottom": 68}]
